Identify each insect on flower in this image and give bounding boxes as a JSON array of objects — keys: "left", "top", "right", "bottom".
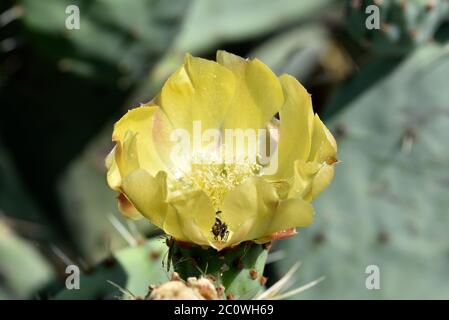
[{"left": 212, "top": 217, "right": 229, "bottom": 242}]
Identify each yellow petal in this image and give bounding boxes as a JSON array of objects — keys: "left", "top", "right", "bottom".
[
  {"left": 169, "top": 189, "right": 216, "bottom": 247},
  {"left": 308, "top": 114, "right": 337, "bottom": 163},
  {"left": 115, "top": 131, "right": 140, "bottom": 178},
  {"left": 105, "top": 147, "right": 121, "bottom": 191},
  {"left": 217, "top": 50, "right": 284, "bottom": 129},
  {"left": 151, "top": 107, "right": 189, "bottom": 171},
  {"left": 162, "top": 207, "right": 190, "bottom": 243},
  {"left": 222, "top": 176, "right": 314, "bottom": 247},
  {"left": 288, "top": 114, "right": 338, "bottom": 201},
  {"left": 270, "top": 74, "right": 314, "bottom": 179},
  {"left": 112, "top": 106, "right": 168, "bottom": 177},
  {"left": 264, "top": 197, "right": 314, "bottom": 236},
  {"left": 121, "top": 169, "right": 216, "bottom": 245},
  {"left": 304, "top": 163, "right": 335, "bottom": 201},
  {"left": 157, "top": 53, "right": 236, "bottom": 132},
  {"left": 221, "top": 177, "right": 278, "bottom": 247},
  {"left": 121, "top": 169, "right": 168, "bottom": 228}
]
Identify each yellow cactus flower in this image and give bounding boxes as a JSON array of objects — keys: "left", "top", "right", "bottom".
[{"left": 106, "top": 51, "right": 337, "bottom": 250}]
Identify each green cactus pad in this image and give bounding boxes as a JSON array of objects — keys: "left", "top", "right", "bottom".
[
  {"left": 170, "top": 241, "right": 269, "bottom": 299},
  {"left": 346, "top": 0, "right": 449, "bottom": 55},
  {"left": 0, "top": 222, "right": 55, "bottom": 299},
  {"left": 275, "top": 44, "right": 449, "bottom": 299}
]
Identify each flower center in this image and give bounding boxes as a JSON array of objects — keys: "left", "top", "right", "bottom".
[
  {"left": 169, "top": 158, "right": 261, "bottom": 211},
  {"left": 189, "top": 162, "right": 260, "bottom": 210}
]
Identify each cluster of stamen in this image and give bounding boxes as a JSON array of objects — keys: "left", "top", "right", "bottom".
[
  {"left": 189, "top": 161, "right": 261, "bottom": 210},
  {"left": 168, "top": 156, "right": 261, "bottom": 211}
]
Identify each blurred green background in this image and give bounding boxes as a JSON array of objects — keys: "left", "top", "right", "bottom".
[{"left": 1, "top": 0, "right": 449, "bottom": 299}]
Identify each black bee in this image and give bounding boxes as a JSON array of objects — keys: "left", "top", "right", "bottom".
[{"left": 212, "top": 215, "right": 229, "bottom": 242}]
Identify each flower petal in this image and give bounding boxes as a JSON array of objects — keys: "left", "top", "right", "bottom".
[
  {"left": 264, "top": 197, "right": 314, "bottom": 235},
  {"left": 308, "top": 114, "right": 338, "bottom": 163},
  {"left": 222, "top": 177, "right": 314, "bottom": 247},
  {"left": 157, "top": 53, "right": 236, "bottom": 132},
  {"left": 255, "top": 227, "right": 297, "bottom": 243},
  {"left": 162, "top": 207, "right": 191, "bottom": 243},
  {"left": 169, "top": 189, "right": 216, "bottom": 247},
  {"left": 121, "top": 169, "right": 168, "bottom": 228},
  {"left": 269, "top": 74, "right": 314, "bottom": 179},
  {"left": 162, "top": 206, "right": 191, "bottom": 243},
  {"left": 289, "top": 160, "right": 319, "bottom": 199},
  {"left": 115, "top": 131, "right": 140, "bottom": 178},
  {"left": 288, "top": 115, "right": 337, "bottom": 201},
  {"left": 112, "top": 106, "right": 168, "bottom": 177},
  {"left": 221, "top": 177, "right": 278, "bottom": 247},
  {"left": 304, "top": 162, "right": 335, "bottom": 201},
  {"left": 217, "top": 50, "right": 284, "bottom": 129},
  {"left": 105, "top": 146, "right": 121, "bottom": 191}
]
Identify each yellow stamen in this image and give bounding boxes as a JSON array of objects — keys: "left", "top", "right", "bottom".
[
  {"left": 169, "top": 156, "right": 261, "bottom": 211},
  {"left": 190, "top": 162, "right": 260, "bottom": 210}
]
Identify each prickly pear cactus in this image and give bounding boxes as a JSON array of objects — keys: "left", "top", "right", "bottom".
[
  {"left": 275, "top": 44, "right": 449, "bottom": 299},
  {"left": 346, "top": 0, "right": 449, "bottom": 55},
  {"left": 170, "top": 240, "right": 269, "bottom": 299},
  {"left": 53, "top": 237, "right": 269, "bottom": 300}
]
